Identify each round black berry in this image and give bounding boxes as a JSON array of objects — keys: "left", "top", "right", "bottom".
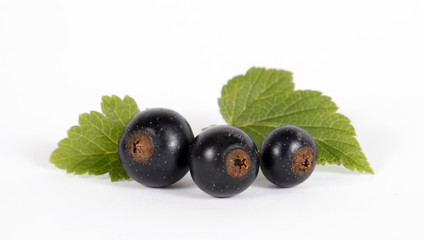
[
  {"left": 260, "top": 125, "right": 317, "bottom": 188},
  {"left": 118, "top": 108, "right": 194, "bottom": 187},
  {"left": 188, "top": 125, "right": 260, "bottom": 198}
]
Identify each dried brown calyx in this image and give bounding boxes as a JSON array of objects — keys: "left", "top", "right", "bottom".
[
  {"left": 128, "top": 132, "right": 154, "bottom": 163},
  {"left": 225, "top": 148, "right": 251, "bottom": 178},
  {"left": 291, "top": 147, "right": 315, "bottom": 176}
]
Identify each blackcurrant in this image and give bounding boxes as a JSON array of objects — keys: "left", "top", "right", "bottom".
[
  {"left": 188, "top": 125, "right": 259, "bottom": 198},
  {"left": 260, "top": 125, "right": 317, "bottom": 188},
  {"left": 118, "top": 108, "right": 194, "bottom": 187}
]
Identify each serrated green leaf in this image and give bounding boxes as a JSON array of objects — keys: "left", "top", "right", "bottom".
[
  {"left": 50, "top": 95, "right": 140, "bottom": 181},
  {"left": 219, "top": 67, "right": 373, "bottom": 173}
]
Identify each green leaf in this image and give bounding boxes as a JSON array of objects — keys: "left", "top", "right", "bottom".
[
  {"left": 50, "top": 95, "right": 140, "bottom": 181},
  {"left": 219, "top": 67, "right": 373, "bottom": 173}
]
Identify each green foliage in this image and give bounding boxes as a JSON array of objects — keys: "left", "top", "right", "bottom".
[
  {"left": 50, "top": 95, "right": 140, "bottom": 181},
  {"left": 219, "top": 67, "right": 373, "bottom": 173}
]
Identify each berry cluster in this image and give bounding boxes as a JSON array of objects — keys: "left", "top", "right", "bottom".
[{"left": 118, "top": 108, "right": 317, "bottom": 198}]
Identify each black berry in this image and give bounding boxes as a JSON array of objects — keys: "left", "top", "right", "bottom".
[
  {"left": 260, "top": 125, "right": 317, "bottom": 188},
  {"left": 118, "top": 108, "right": 194, "bottom": 187},
  {"left": 188, "top": 125, "right": 259, "bottom": 198}
]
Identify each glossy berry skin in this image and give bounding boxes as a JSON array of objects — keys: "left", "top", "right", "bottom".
[
  {"left": 188, "top": 125, "right": 259, "bottom": 198},
  {"left": 118, "top": 108, "right": 193, "bottom": 188},
  {"left": 260, "top": 125, "right": 317, "bottom": 188}
]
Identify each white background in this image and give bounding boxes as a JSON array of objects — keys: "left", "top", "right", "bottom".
[{"left": 1, "top": 0, "right": 423, "bottom": 239}]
